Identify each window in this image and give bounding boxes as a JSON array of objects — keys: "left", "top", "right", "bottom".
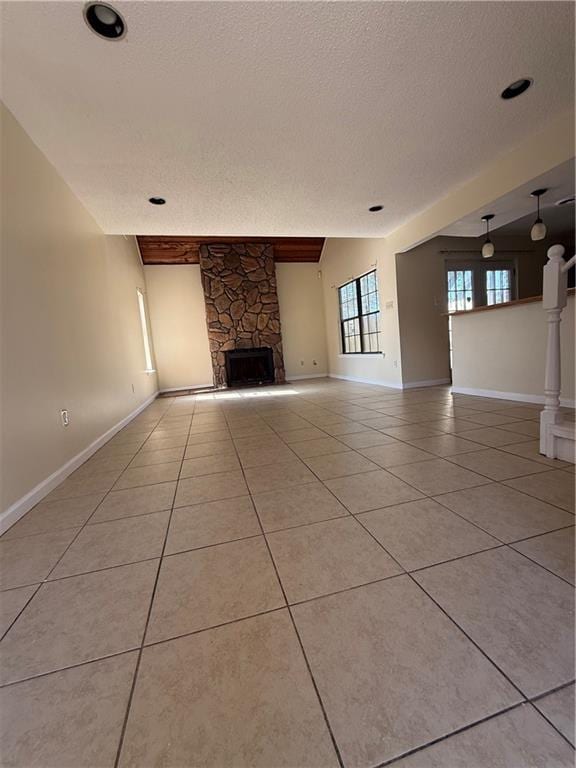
[
  {"left": 136, "top": 289, "right": 154, "bottom": 372},
  {"left": 445, "top": 261, "right": 516, "bottom": 312},
  {"left": 447, "top": 269, "right": 474, "bottom": 312},
  {"left": 486, "top": 268, "right": 512, "bottom": 305},
  {"left": 338, "top": 270, "right": 380, "bottom": 354}
]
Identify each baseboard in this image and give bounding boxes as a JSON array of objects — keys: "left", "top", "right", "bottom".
[
  {"left": 328, "top": 373, "right": 403, "bottom": 389},
  {"left": 0, "top": 391, "right": 159, "bottom": 535},
  {"left": 403, "top": 378, "right": 452, "bottom": 389},
  {"left": 159, "top": 383, "right": 214, "bottom": 393},
  {"left": 286, "top": 373, "right": 328, "bottom": 381},
  {"left": 451, "top": 386, "right": 575, "bottom": 408}
]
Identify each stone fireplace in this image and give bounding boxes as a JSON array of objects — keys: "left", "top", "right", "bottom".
[{"left": 199, "top": 243, "right": 286, "bottom": 387}]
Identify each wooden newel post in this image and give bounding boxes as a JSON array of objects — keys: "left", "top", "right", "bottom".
[{"left": 540, "top": 245, "right": 567, "bottom": 454}]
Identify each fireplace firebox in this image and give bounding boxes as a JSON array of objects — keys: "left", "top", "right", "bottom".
[{"left": 224, "top": 347, "right": 275, "bottom": 387}]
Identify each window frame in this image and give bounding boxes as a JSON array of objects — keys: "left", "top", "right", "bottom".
[
  {"left": 445, "top": 259, "right": 517, "bottom": 313},
  {"left": 338, "top": 270, "right": 381, "bottom": 355},
  {"left": 446, "top": 267, "right": 475, "bottom": 313},
  {"left": 136, "top": 288, "right": 155, "bottom": 373},
  {"left": 485, "top": 267, "right": 513, "bottom": 306}
]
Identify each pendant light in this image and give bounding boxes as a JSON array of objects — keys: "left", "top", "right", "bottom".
[
  {"left": 530, "top": 189, "right": 548, "bottom": 241},
  {"left": 481, "top": 214, "right": 495, "bottom": 258}
]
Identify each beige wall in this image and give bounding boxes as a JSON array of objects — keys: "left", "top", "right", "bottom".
[
  {"left": 451, "top": 295, "right": 575, "bottom": 404},
  {"left": 144, "top": 265, "right": 213, "bottom": 391},
  {"left": 395, "top": 241, "right": 451, "bottom": 386},
  {"left": 320, "top": 238, "right": 403, "bottom": 387},
  {"left": 319, "top": 110, "right": 574, "bottom": 389},
  {"left": 1, "top": 104, "right": 158, "bottom": 517},
  {"left": 276, "top": 263, "right": 328, "bottom": 378},
  {"left": 143, "top": 262, "right": 329, "bottom": 388},
  {"left": 394, "top": 233, "right": 571, "bottom": 386}
]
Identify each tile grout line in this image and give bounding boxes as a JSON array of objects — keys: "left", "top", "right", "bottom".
[
  {"left": 2, "top": 411, "right": 571, "bottom": 677},
  {"left": 506, "top": 545, "right": 575, "bottom": 588},
  {"left": 260, "top": 406, "right": 543, "bottom": 761},
  {"left": 351, "top": 510, "right": 533, "bottom": 700},
  {"left": 1, "top": 384, "right": 573, "bottom": 761},
  {"left": 525, "top": 700, "right": 576, "bottom": 750},
  {"left": 371, "top": 701, "right": 534, "bottom": 768},
  {"left": 10, "top": 513, "right": 572, "bottom": 606},
  {"left": 323, "top": 455, "right": 573, "bottom": 714},
  {"left": 112, "top": 395, "right": 194, "bottom": 768},
  {"left": 0, "top": 411, "right": 169, "bottom": 645},
  {"left": 297, "top": 450, "right": 534, "bottom": 703},
  {"left": 227, "top": 420, "right": 347, "bottom": 768},
  {"left": 266, "top": 410, "right": 573, "bottom": 515},
  {"left": 263, "top": 405, "right": 575, "bottom": 603},
  {"left": 0, "top": 647, "right": 142, "bottom": 690}
]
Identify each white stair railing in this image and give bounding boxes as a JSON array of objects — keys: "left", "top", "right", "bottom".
[{"left": 540, "top": 244, "right": 575, "bottom": 456}]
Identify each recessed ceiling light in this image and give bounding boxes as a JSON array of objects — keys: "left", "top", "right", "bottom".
[
  {"left": 368, "top": 205, "right": 383, "bottom": 212},
  {"left": 556, "top": 196, "right": 575, "bottom": 206},
  {"left": 500, "top": 78, "right": 533, "bottom": 100},
  {"left": 83, "top": 3, "right": 126, "bottom": 40},
  {"left": 148, "top": 197, "right": 166, "bottom": 205}
]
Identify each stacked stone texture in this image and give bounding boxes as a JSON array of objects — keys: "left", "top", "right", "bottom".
[{"left": 199, "top": 243, "right": 286, "bottom": 387}]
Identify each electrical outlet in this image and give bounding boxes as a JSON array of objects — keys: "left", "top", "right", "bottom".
[
  {"left": 313, "top": 359, "right": 317, "bottom": 366},
  {"left": 60, "top": 409, "right": 70, "bottom": 427},
  {"left": 300, "top": 360, "right": 304, "bottom": 366},
  {"left": 393, "top": 360, "right": 398, "bottom": 368}
]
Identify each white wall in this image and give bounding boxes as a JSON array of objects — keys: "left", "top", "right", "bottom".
[
  {"left": 144, "top": 265, "right": 213, "bottom": 391},
  {"left": 451, "top": 295, "right": 575, "bottom": 404},
  {"left": 0, "top": 104, "right": 158, "bottom": 519},
  {"left": 276, "top": 263, "right": 328, "bottom": 378}
]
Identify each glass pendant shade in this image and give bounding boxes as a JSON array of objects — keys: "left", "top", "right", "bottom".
[
  {"left": 531, "top": 219, "right": 546, "bottom": 241},
  {"left": 530, "top": 190, "right": 547, "bottom": 242},
  {"left": 481, "top": 214, "right": 495, "bottom": 258},
  {"left": 482, "top": 240, "right": 495, "bottom": 258}
]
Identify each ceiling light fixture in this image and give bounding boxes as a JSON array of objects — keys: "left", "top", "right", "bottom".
[
  {"left": 148, "top": 197, "right": 166, "bottom": 205},
  {"left": 530, "top": 188, "right": 548, "bottom": 241},
  {"left": 500, "top": 78, "right": 533, "bottom": 100},
  {"left": 481, "top": 214, "right": 495, "bottom": 258},
  {"left": 555, "top": 196, "right": 575, "bottom": 207},
  {"left": 368, "top": 205, "right": 383, "bottom": 212},
  {"left": 83, "top": 2, "right": 126, "bottom": 40}
]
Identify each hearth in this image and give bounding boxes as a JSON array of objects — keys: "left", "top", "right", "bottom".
[{"left": 225, "top": 347, "right": 275, "bottom": 387}]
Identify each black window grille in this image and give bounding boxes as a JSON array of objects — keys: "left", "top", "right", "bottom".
[{"left": 338, "top": 270, "right": 380, "bottom": 354}]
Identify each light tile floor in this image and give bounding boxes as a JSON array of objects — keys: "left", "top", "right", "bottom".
[{"left": 0, "top": 379, "right": 574, "bottom": 767}]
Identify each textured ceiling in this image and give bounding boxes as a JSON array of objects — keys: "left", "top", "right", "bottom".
[{"left": 1, "top": 1, "right": 574, "bottom": 236}]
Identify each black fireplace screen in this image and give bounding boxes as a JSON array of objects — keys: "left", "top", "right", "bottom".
[{"left": 224, "top": 347, "right": 275, "bottom": 387}]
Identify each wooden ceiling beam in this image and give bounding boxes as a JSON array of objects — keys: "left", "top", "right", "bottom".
[{"left": 137, "top": 236, "right": 324, "bottom": 264}]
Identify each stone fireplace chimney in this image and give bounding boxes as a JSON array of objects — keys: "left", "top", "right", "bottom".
[{"left": 199, "top": 243, "right": 286, "bottom": 387}]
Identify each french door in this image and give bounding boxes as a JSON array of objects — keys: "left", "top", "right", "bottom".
[
  {"left": 446, "top": 262, "right": 515, "bottom": 371},
  {"left": 446, "top": 262, "right": 515, "bottom": 310}
]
